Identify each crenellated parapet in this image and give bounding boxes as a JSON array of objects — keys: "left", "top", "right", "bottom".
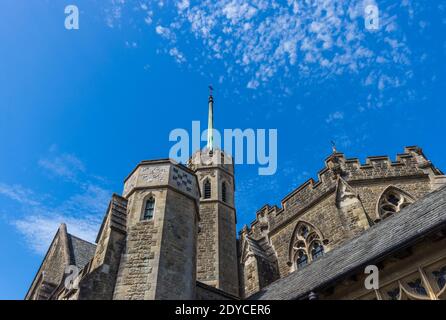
[
  {"left": 246, "top": 205, "right": 281, "bottom": 240},
  {"left": 246, "top": 146, "right": 444, "bottom": 239}
]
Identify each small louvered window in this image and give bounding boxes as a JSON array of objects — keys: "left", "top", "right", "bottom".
[
  {"left": 222, "top": 182, "right": 227, "bottom": 202},
  {"left": 204, "top": 180, "right": 211, "bottom": 199}
]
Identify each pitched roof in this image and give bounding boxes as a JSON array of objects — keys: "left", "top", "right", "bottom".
[
  {"left": 250, "top": 185, "right": 446, "bottom": 300},
  {"left": 25, "top": 224, "right": 96, "bottom": 299},
  {"left": 67, "top": 234, "right": 96, "bottom": 269}
]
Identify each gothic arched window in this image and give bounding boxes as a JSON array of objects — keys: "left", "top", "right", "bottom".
[
  {"left": 377, "top": 186, "right": 414, "bottom": 221},
  {"left": 143, "top": 197, "right": 155, "bottom": 220},
  {"left": 204, "top": 179, "right": 211, "bottom": 199},
  {"left": 290, "top": 222, "right": 325, "bottom": 271},
  {"left": 295, "top": 250, "right": 308, "bottom": 270},
  {"left": 222, "top": 182, "right": 227, "bottom": 202}
]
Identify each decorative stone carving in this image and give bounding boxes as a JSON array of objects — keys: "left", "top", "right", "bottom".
[
  {"left": 123, "top": 174, "right": 137, "bottom": 196},
  {"left": 171, "top": 166, "right": 198, "bottom": 197},
  {"left": 141, "top": 166, "right": 168, "bottom": 183}
]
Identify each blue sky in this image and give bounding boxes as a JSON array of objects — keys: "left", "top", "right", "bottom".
[{"left": 0, "top": 0, "right": 445, "bottom": 299}]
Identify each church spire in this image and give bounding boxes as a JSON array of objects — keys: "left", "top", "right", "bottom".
[
  {"left": 331, "top": 140, "right": 337, "bottom": 154},
  {"left": 207, "top": 85, "right": 214, "bottom": 152}
]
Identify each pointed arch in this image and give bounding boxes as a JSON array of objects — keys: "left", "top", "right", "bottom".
[
  {"left": 288, "top": 221, "right": 326, "bottom": 271},
  {"left": 375, "top": 186, "right": 415, "bottom": 221},
  {"left": 384, "top": 281, "right": 431, "bottom": 300},
  {"left": 142, "top": 194, "right": 155, "bottom": 220}
]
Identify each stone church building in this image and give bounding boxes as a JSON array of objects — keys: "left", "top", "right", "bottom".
[{"left": 26, "top": 94, "right": 446, "bottom": 300}]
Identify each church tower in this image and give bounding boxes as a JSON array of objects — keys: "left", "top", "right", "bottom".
[
  {"left": 188, "top": 89, "right": 239, "bottom": 296},
  {"left": 113, "top": 160, "right": 200, "bottom": 300}
]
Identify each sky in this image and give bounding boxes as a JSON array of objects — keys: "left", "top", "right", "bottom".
[{"left": 0, "top": 0, "right": 445, "bottom": 299}]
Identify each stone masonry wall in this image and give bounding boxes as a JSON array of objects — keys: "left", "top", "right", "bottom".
[
  {"left": 195, "top": 282, "right": 236, "bottom": 300},
  {"left": 244, "top": 147, "right": 443, "bottom": 292},
  {"left": 270, "top": 177, "right": 433, "bottom": 278},
  {"left": 155, "top": 188, "right": 197, "bottom": 299},
  {"left": 197, "top": 202, "right": 218, "bottom": 286},
  {"left": 242, "top": 255, "right": 260, "bottom": 298},
  {"left": 113, "top": 189, "right": 166, "bottom": 299},
  {"left": 218, "top": 203, "right": 239, "bottom": 296}
]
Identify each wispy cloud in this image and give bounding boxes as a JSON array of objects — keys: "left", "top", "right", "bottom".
[
  {"left": 38, "top": 152, "right": 85, "bottom": 182},
  {"left": 0, "top": 180, "right": 106, "bottom": 254},
  {"left": 105, "top": 0, "right": 422, "bottom": 102},
  {"left": 169, "top": 47, "right": 187, "bottom": 64},
  {"left": 0, "top": 183, "right": 41, "bottom": 207},
  {"left": 13, "top": 214, "right": 100, "bottom": 254},
  {"left": 326, "top": 111, "right": 344, "bottom": 123},
  {"left": 1, "top": 149, "right": 111, "bottom": 255}
]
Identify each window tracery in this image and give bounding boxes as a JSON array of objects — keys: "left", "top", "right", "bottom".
[
  {"left": 290, "top": 222, "right": 325, "bottom": 270},
  {"left": 377, "top": 186, "right": 414, "bottom": 220}
]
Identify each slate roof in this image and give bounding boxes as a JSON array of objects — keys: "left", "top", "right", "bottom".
[
  {"left": 67, "top": 234, "right": 96, "bottom": 269},
  {"left": 250, "top": 185, "right": 446, "bottom": 300}
]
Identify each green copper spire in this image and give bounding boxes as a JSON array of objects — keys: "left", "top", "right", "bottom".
[{"left": 207, "top": 85, "right": 214, "bottom": 152}]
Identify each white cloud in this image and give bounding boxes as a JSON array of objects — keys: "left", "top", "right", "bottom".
[
  {"left": 105, "top": 0, "right": 126, "bottom": 28},
  {"left": 326, "top": 111, "right": 344, "bottom": 123},
  {"left": 125, "top": 41, "right": 138, "bottom": 48},
  {"left": 247, "top": 79, "right": 259, "bottom": 89},
  {"left": 38, "top": 153, "right": 85, "bottom": 182},
  {"left": 222, "top": 1, "right": 257, "bottom": 24},
  {"left": 1, "top": 150, "right": 112, "bottom": 255},
  {"left": 0, "top": 183, "right": 41, "bottom": 207},
  {"left": 169, "top": 47, "right": 186, "bottom": 63},
  {"left": 105, "top": 0, "right": 424, "bottom": 104},
  {"left": 155, "top": 25, "right": 175, "bottom": 41},
  {"left": 2, "top": 179, "right": 110, "bottom": 255},
  {"left": 14, "top": 214, "right": 100, "bottom": 254},
  {"left": 177, "top": 0, "right": 190, "bottom": 11}
]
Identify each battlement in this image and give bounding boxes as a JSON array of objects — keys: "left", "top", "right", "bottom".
[{"left": 246, "top": 146, "right": 441, "bottom": 237}]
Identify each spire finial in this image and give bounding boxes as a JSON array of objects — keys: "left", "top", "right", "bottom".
[
  {"left": 331, "top": 140, "right": 337, "bottom": 154},
  {"left": 207, "top": 86, "right": 214, "bottom": 152}
]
